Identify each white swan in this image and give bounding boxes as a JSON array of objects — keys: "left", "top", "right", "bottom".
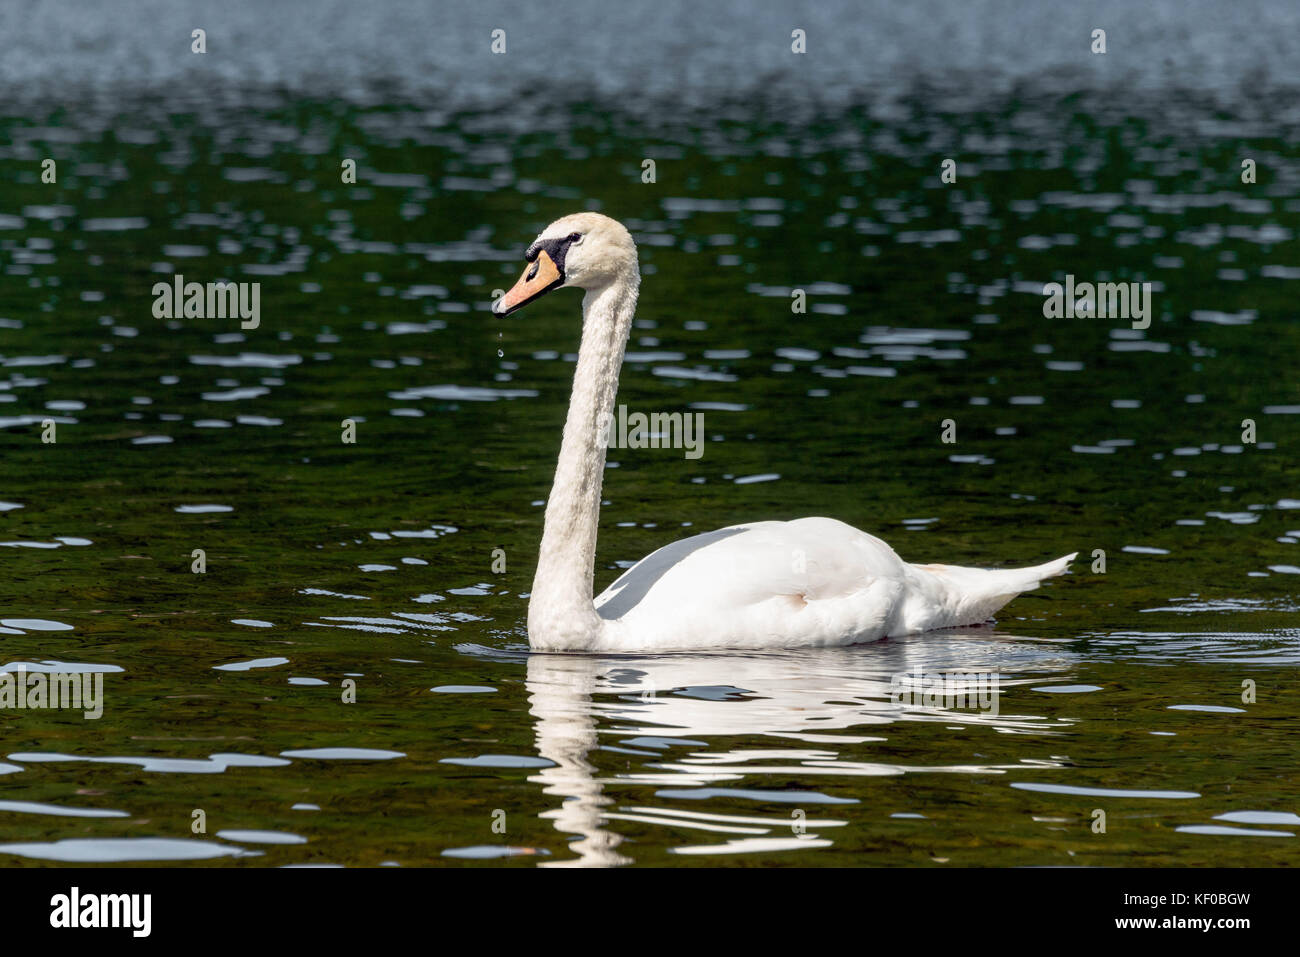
[{"left": 493, "top": 212, "right": 1075, "bottom": 653}]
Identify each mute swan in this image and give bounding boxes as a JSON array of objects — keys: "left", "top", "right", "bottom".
[{"left": 493, "top": 212, "right": 1075, "bottom": 653}]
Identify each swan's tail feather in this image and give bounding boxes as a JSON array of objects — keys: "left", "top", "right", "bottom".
[
  {"left": 910, "top": 552, "right": 1077, "bottom": 629},
  {"left": 1005, "top": 551, "right": 1078, "bottom": 587}
]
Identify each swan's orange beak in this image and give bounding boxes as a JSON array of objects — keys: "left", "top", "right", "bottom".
[{"left": 493, "top": 249, "right": 563, "bottom": 316}]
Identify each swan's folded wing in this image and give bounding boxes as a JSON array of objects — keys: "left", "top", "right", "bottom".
[{"left": 594, "top": 517, "right": 909, "bottom": 620}]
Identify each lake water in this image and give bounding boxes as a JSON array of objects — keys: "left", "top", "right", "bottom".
[{"left": 1, "top": 0, "right": 1298, "bottom": 866}]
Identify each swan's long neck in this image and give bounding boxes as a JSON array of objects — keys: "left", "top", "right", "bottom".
[{"left": 529, "top": 268, "right": 639, "bottom": 650}]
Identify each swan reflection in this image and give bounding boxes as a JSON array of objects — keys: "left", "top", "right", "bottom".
[{"left": 522, "top": 628, "right": 1081, "bottom": 865}]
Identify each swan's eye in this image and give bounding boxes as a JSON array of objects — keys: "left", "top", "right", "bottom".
[{"left": 568, "top": 232, "right": 582, "bottom": 244}]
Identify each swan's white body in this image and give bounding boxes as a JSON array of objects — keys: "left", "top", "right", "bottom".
[
  {"left": 590, "top": 518, "right": 1074, "bottom": 653},
  {"left": 494, "top": 213, "right": 1075, "bottom": 653}
]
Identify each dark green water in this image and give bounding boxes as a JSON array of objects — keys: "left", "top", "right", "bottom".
[{"left": 2, "top": 2, "right": 1300, "bottom": 866}]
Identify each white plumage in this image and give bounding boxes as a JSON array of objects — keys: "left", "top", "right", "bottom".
[{"left": 494, "top": 212, "right": 1075, "bottom": 653}]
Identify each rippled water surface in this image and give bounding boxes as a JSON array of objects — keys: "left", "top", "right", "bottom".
[{"left": 1, "top": 0, "right": 1299, "bottom": 866}]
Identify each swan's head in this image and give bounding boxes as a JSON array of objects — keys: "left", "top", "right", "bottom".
[{"left": 492, "top": 212, "right": 637, "bottom": 316}]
